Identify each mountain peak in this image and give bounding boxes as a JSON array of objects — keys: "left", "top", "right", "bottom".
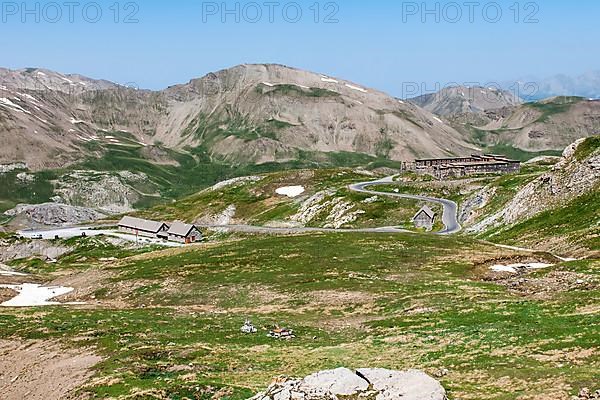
[
  {"left": 0, "top": 67, "right": 118, "bottom": 93},
  {"left": 409, "top": 85, "right": 522, "bottom": 116},
  {"left": 0, "top": 63, "right": 477, "bottom": 170}
]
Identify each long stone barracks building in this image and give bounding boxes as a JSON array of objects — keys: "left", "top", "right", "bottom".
[
  {"left": 415, "top": 154, "right": 521, "bottom": 179},
  {"left": 118, "top": 216, "right": 202, "bottom": 244}
]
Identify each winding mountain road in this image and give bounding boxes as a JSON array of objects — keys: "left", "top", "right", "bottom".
[
  {"left": 202, "top": 175, "right": 462, "bottom": 236},
  {"left": 348, "top": 176, "right": 462, "bottom": 235},
  {"left": 18, "top": 175, "right": 462, "bottom": 240}
]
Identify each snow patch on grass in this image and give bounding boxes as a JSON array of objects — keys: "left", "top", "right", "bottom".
[
  {"left": 0, "top": 283, "right": 75, "bottom": 307},
  {"left": 276, "top": 186, "right": 305, "bottom": 198},
  {"left": 490, "top": 263, "right": 554, "bottom": 274},
  {"left": 210, "top": 176, "right": 263, "bottom": 191}
]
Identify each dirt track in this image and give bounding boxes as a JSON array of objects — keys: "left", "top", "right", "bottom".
[{"left": 0, "top": 339, "right": 102, "bottom": 400}]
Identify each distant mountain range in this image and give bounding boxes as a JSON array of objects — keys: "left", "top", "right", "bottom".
[
  {"left": 1, "top": 64, "right": 599, "bottom": 175},
  {"left": 0, "top": 64, "right": 476, "bottom": 171},
  {"left": 1, "top": 63, "right": 599, "bottom": 217},
  {"left": 406, "top": 82, "right": 600, "bottom": 154},
  {"left": 504, "top": 71, "right": 600, "bottom": 101}
]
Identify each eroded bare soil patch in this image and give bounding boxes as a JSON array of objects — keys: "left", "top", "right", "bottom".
[
  {"left": 0, "top": 288, "right": 18, "bottom": 303},
  {"left": 0, "top": 339, "right": 102, "bottom": 400}
]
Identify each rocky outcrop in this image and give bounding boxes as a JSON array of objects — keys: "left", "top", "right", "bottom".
[
  {"left": 323, "top": 199, "right": 366, "bottom": 229},
  {"left": 16, "top": 172, "right": 35, "bottom": 183},
  {"left": 459, "top": 187, "right": 496, "bottom": 225},
  {"left": 576, "top": 388, "right": 600, "bottom": 400},
  {"left": 504, "top": 138, "right": 599, "bottom": 223},
  {"left": 0, "top": 162, "right": 27, "bottom": 173},
  {"left": 248, "top": 368, "right": 446, "bottom": 400},
  {"left": 54, "top": 170, "right": 151, "bottom": 214},
  {"left": 291, "top": 191, "right": 334, "bottom": 225},
  {"left": 357, "top": 369, "right": 448, "bottom": 400},
  {"left": 291, "top": 191, "right": 366, "bottom": 229},
  {"left": 4, "top": 203, "right": 105, "bottom": 226},
  {"left": 209, "top": 176, "right": 263, "bottom": 192},
  {"left": 301, "top": 368, "right": 369, "bottom": 396},
  {"left": 195, "top": 204, "right": 237, "bottom": 227},
  {"left": 468, "top": 137, "right": 600, "bottom": 233},
  {"left": 0, "top": 239, "right": 72, "bottom": 263}
]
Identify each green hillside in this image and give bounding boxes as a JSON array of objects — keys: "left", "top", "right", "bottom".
[{"left": 1, "top": 232, "right": 598, "bottom": 399}]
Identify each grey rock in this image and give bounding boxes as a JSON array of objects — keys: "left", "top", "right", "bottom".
[
  {"left": 248, "top": 368, "right": 446, "bottom": 400},
  {"left": 357, "top": 368, "right": 446, "bottom": 400},
  {"left": 300, "top": 368, "right": 369, "bottom": 396},
  {"left": 459, "top": 187, "right": 495, "bottom": 225},
  {"left": 54, "top": 170, "right": 149, "bottom": 214},
  {"left": 467, "top": 137, "right": 600, "bottom": 235},
  {"left": 0, "top": 240, "right": 72, "bottom": 263},
  {"left": 0, "top": 162, "right": 27, "bottom": 173},
  {"left": 4, "top": 203, "right": 106, "bottom": 226},
  {"left": 16, "top": 172, "right": 35, "bottom": 183}
]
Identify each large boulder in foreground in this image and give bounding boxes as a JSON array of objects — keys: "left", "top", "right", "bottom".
[
  {"left": 301, "top": 368, "right": 370, "bottom": 396},
  {"left": 357, "top": 368, "right": 447, "bottom": 400},
  {"left": 248, "top": 368, "right": 446, "bottom": 400}
]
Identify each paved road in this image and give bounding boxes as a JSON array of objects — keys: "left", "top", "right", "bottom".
[
  {"left": 348, "top": 176, "right": 462, "bottom": 235},
  {"left": 201, "top": 175, "right": 461, "bottom": 236},
  {"left": 17, "top": 175, "right": 462, "bottom": 242}
]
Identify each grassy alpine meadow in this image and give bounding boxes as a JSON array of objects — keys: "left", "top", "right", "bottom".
[
  {"left": 483, "top": 186, "right": 600, "bottom": 255},
  {"left": 138, "top": 168, "right": 425, "bottom": 230},
  {"left": 0, "top": 128, "right": 403, "bottom": 216},
  {"left": 0, "top": 232, "right": 598, "bottom": 399}
]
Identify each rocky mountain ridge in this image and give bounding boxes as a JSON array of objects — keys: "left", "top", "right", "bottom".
[
  {"left": 467, "top": 136, "right": 600, "bottom": 254},
  {"left": 410, "top": 85, "right": 522, "bottom": 116},
  {"left": 457, "top": 97, "right": 600, "bottom": 152},
  {"left": 0, "top": 64, "right": 478, "bottom": 171},
  {"left": 409, "top": 85, "right": 600, "bottom": 152},
  {"left": 0, "top": 67, "right": 118, "bottom": 94}
]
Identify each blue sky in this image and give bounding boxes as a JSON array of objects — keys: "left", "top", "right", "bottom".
[{"left": 1, "top": 0, "right": 598, "bottom": 96}]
